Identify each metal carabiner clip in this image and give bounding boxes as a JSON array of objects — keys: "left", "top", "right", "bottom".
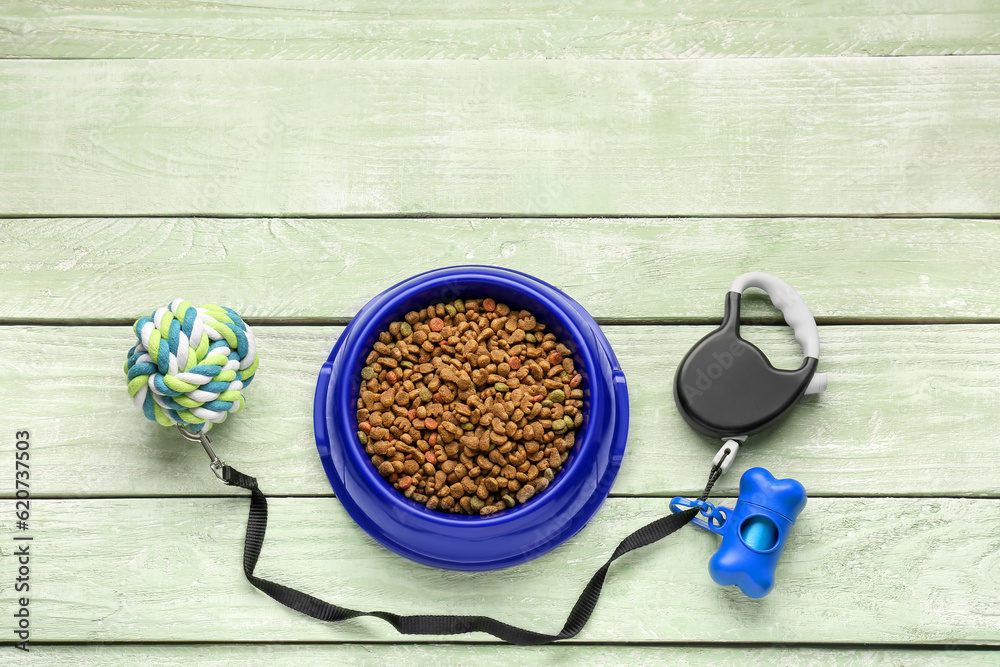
[{"left": 177, "top": 425, "right": 226, "bottom": 482}]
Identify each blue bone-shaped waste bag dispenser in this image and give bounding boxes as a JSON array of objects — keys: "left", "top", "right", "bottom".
[{"left": 672, "top": 467, "right": 807, "bottom": 598}]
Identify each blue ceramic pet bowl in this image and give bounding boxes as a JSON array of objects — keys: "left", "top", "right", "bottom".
[{"left": 314, "top": 266, "right": 628, "bottom": 570}]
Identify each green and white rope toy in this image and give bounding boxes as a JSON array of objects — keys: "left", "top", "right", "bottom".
[{"left": 124, "top": 299, "right": 258, "bottom": 437}]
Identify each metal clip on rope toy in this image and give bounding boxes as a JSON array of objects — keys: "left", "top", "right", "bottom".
[{"left": 671, "top": 272, "right": 826, "bottom": 598}]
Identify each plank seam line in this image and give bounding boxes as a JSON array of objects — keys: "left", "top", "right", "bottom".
[
  {"left": 2, "top": 319, "right": 999, "bottom": 327},
  {"left": 6, "top": 494, "right": 1000, "bottom": 501},
  {"left": 1, "top": 213, "right": 999, "bottom": 221},
  {"left": 3, "top": 53, "right": 1000, "bottom": 63},
  {"left": 11, "top": 640, "right": 1000, "bottom": 650}
]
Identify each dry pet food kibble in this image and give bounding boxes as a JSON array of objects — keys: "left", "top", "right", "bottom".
[{"left": 355, "top": 298, "right": 585, "bottom": 515}]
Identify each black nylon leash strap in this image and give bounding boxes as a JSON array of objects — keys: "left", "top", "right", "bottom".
[{"left": 221, "top": 465, "right": 720, "bottom": 645}]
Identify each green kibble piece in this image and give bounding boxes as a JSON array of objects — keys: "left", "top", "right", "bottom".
[
  {"left": 361, "top": 366, "right": 376, "bottom": 381},
  {"left": 552, "top": 419, "right": 568, "bottom": 434},
  {"left": 470, "top": 497, "right": 485, "bottom": 513},
  {"left": 419, "top": 387, "right": 433, "bottom": 402},
  {"left": 525, "top": 333, "right": 537, "bottom": 343},
  {"left": 357, "top": 431, "right": 368, "bottom": 445},
  {"left": 400, "top": 360, "right": 414, "bottom": 369},
  {"left": 495, "top": 382, "right": 510, "bottom": 393},
  {"left": 559, "top": 371, "right": 568, "bottom": 378},
  {"left": 462, "top": 422, "right": 475, "bottom": 431},
  {"left": 445, "top": 304, "right": 457, "bottom": 317},
  {"left": 502, "top": 494, "right": 516, "bottom": 508},
  {"left": 453, "top": 299, "right": 466, "bottom": 313},
  {"left": 548, "top": 389, "right": 566, "bottom": 404},
  {"left": 400, "top": 322, "right": 412, "bottom": 337},
  {"left": 541, "top": 399, "right": 553, "bottom": 408},
  {"left": 543, "top": 467, "right": 554, "bottom": 481}
]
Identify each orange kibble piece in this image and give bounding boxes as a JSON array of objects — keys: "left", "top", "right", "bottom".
[
  {"left": 570, "top": 373, "right": 582, "bottom": 388},
  {"left": 429, "top": 317, "right": 445, "bottom": 332},
  {"left": 509, "top": 356, "right": 521, "bottom": 370},
  {"left": 425, "top": 452, "right": 437, "bottom": 464},
  {"left": 424, "top": 417, "right": 438, "bottom": 430},
  {"left": 483, "top": 298, "right": 496, "bottom": 312},
  {"left": 387, "top": 371, "right": 398, "bottom": 384},
  {"left": 428, "top": 433, "right": 437, "bottom": 447},
  {"left": 407, "top": 408, "right": 417, "bottom": 421},
  {"left": 359, "top": 421, "right": 372, "bottom": 434},
  {"left": 548, "top": 351, "right": 562, "bottom": 365},
  {"left": 399, "top": 476, "right": 412, "bottom": 489}
]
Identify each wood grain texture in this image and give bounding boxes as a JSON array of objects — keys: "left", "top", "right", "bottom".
[
  {"left": 1, "top": 57, "right": 998, "bottom": 217},
  {"left": 12, "top": 645, "right": 1000, "bottom": 665},
  {"left": 3, "top": 324, "right": 998, "bottom": 498},
  {"left": 1, "top": 218, "right": 998, "bottom": 323},
  {"left": 3, "top": 496, "right": 999, "bottom": 643},
  {"left": 3, "top": 1, "right": 999, "bottom": 60}
]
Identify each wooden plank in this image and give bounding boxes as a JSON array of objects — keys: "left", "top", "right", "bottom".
[
  {"left": 3, "top": 1, "right": 999, "bottom": 60},
  {"left": 5, "top": 496, "right": 999, "bottom": 642},
  {"left": 1, "top": 218, "right": 998, "bottom": 323},
  {"left": 1, "top": 58, "right": 998, "bottom": 217},
  {"left": 3, "top": 324, "right": 997, "bottom": 498},
  {"left": 13, "top": 645, "right": 1000, "bottom": 665}
]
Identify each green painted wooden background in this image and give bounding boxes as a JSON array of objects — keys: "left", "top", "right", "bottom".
[{"left": 1, "top": 1, "right": 998, "bottom": 664}]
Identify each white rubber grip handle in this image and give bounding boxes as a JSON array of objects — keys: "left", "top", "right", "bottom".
[{"left": 729, "top": 272, "right": 820, "bottom": 359}]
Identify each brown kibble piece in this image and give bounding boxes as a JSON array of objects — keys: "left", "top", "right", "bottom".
[{"left": 515, "top": 484, "right": 536, "bottom": 504}]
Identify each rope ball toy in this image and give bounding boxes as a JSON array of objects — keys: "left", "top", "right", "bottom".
[{"left": 124, "top": 299, "right": 258, "bottom": 435}]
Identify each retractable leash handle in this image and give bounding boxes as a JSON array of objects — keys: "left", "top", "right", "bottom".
[
  {"left": 674, "top": 272, "right": 826, "bottom": 443},
  {"left": 670, "top": 273, "right": 824, "bottom": 598}
]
